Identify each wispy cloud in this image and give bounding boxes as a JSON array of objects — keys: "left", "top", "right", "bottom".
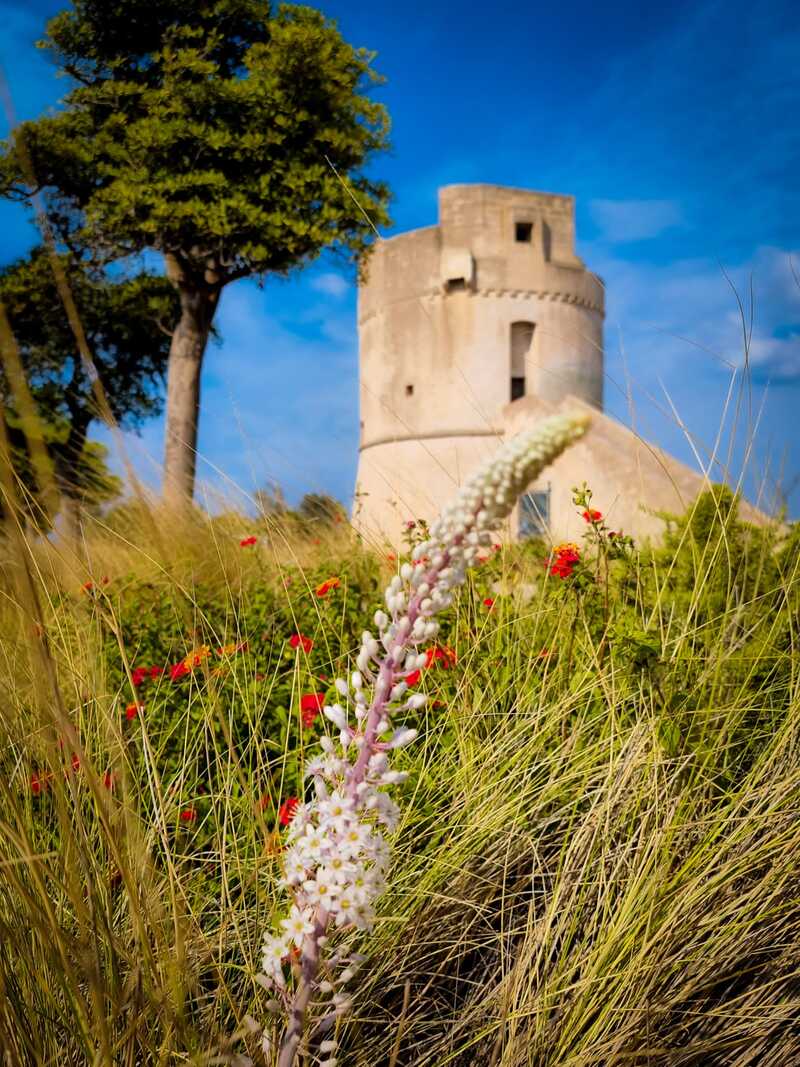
[
  {"left": 589, "top": 199, "right": 684, "bottom": 243},
  {"left": 309, "top": 272, "right": 350, "bottom": 299}
]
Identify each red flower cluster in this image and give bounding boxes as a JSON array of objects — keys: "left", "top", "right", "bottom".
[
  {"left": 180, "top": 808, "right": 197, "bottom": 823},
  {"left": 132, "top": 664, "right": 165, "bottom": 687},
  {"left": 289, "top": 633, "right": 313, "bottom": 653},
  {"left": 548, "top": 543, "right": 580, "bottom": 579},
  {"left": 30, "top": 770, "right": 49, "bottom": 796},
  {"left": 405, "top": 644, "right": 458, "bottom": 689},
  {"left": 80, "top": 576, "right": 110, "bottom": 594},
  {"left": 170, "top": 661, "right": 190, "bottom": 681},
  {"left": 300, "top": 692, "right": 325, "bottom": 728},
  {"left": 425, "top": 645, "right": 457, "bottom": 669},
  {"left": 278, "top": 797, "right": 299, "bottom": 826},
  {"left": 125, "top": 703, "right": 142, "bottom": 721},
  {"left": 239, "top": 535, "right": 258, "bottom": 547},
  {"left": 315, "top": 576, "right": 340, "bottom": 598},
  {"left": 582, "top": 508, "right": 603, "bottom": 523},
  {"left": 483, "top": 597, "right": 495, "bottom": 610}
]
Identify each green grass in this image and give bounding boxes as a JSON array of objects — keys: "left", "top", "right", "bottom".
[{"left": 0, "top": 490, "right": 798, "bottom": 1066}]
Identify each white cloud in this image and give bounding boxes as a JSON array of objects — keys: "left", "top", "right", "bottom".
[
  {"left": 589, "top": 199, "right": 684, "bottom": 243},
  {"left": 590, "top": 244, "right": 800, "bottom": 383},
  {"left": 309, "top": 272, "right": 350, "bottom": 299}
]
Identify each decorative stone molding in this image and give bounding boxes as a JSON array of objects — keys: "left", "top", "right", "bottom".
[{"left": 359, "top": 285, "right": 603, "bottom": 323}]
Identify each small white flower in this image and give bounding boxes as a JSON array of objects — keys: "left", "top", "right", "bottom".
[
  {"left": 261, "top": 934, "right": 289, "bottom": 985},
  {"left": 282, "top": 848, "right": 308, "bottom": 885},
  {"left": 338, "top": 821, "right": 370, "bottom": 858},
  {"left": 302, "top": 874, "right": 340, "bottom": 907},
  {"left": 319, "top": 792, "right": 354, "bottom": 832},
  {"left": 281, "top": 906, "right": 315, "bottom": 948},
  {"left": 325, "top": 854, "right": 356, "bottom": 884}
]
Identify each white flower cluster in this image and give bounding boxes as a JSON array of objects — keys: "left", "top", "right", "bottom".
[{"left": 259, "top": 412, "right": 589, "bottom": 1066}]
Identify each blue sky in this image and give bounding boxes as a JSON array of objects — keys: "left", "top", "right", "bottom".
[{"left": 1, "top": 0, "right": 798, "bottom": 514}]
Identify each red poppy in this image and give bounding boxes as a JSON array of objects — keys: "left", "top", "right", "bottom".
[
  {"left": 386, "top": 553, "right": 396, "bottom": 563},
  {"left": 103, "top": 771, "right": 114, "bottom": 790},
  {"left": 180, "top": 808, "right": 197, "bottom": 823},
  {"left": 483, "top": 597, "right": 495, "bottom": 609},
  {"left": 170, "top": 661, "right": 190, "bottom": 682},
  {"left": 81, "top": 581, "right": 93, "bottom": 593},
  {"left": 548, "top": 543, "right": 580, "bottom": 579},
  {"left": 278, "top": 797, "right": 299, "bottom": 826},
  {"left": 493, "top": 543, "right": 502, "bottom": 551},
  {"left": 149, "top": 665, "right": 164, "bottom": 679},
  {"left": 240, "top": 535, "right": 258, "bottom": 547},
  {"left": 289, "top": 633, "right": 313, "bottom": 653},
  {"left": 315, "top": 577, "right": 340, "bottom": 597},
  {"left": 31, "top": 771, "right": 46, "bottom": 796},
  {"left": 582, "top": 508, "right": 602, "bottom": 523},
  {"left": 100, "top": 576, "right": 110, "bottom": 586},
  {"left": 405, "top": 669, "right": 421, "bottom": 687},
  {"left": 131, "top": 666, "right": 148, "bottom": 687},
  {"left": 425, "top": 645, "right": 457, "bottom": 669},
  {"left": 300, "top": 693, "right": 325, "bottom": 728},
  {"left": 125, "top": 703, "right": 142, "bottom": 720}
]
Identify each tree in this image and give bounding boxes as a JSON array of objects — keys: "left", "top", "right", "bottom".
[
  {"left": 1, "top": 410, "right": 122, "bottom": 532},
  {"left": 0, "top": 246, "right": 178, "bottom": 533},
  {"left": 0, "top": 0, "right": 391, "bottom": 503}
]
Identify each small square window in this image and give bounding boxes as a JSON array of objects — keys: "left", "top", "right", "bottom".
[
  {"left": 515, "top": 221, "right": 533, "bottom": 243},
  {"left": 405, "top": 384, "right": 414, "bottom": 396},
  {"left": 445, "top": 277, "right": 467, "bottom": 291}
]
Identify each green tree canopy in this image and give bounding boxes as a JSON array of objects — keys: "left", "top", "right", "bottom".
[
  {"left": 1, "top": 0, "right": 391, "bottom": 501},
  {"left": 0, "top": 246, "right": 177, "bottom": 527}
]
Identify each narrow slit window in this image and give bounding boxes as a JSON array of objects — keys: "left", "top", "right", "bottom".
[
  {"left": 515, "top": 221, "right": 533, "bottom": 243},
  {"left": 510, "top": 321, "right": 534, "bottom": 401},
  {"left": 405, "top": 384, "right": 414, "bottom": 396}
]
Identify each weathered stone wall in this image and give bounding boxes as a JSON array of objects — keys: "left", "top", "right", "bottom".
[
  {"left": 356, "top": 182, "right": 605, "bottom": 542},
  {"left": 355, "top": 184, "right": 606, "bottom": 543}
]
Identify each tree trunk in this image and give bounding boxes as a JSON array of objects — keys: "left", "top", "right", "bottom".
[
  {"left": 58, "top": 412, "right": 89, "bottom": 551},
  {"left": 162, "top": 267, "right": 219, "bottom": 504},
  {"left": 60, "top": 493, "right": 82, "bottom": 547}
]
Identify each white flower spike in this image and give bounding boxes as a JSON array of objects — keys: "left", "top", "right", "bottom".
[{"left": 259, "top": 412, "right": 589, "bottom": 1067}]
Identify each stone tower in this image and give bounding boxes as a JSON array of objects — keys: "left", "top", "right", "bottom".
[{"left": 353, "top": 183, "right": 605, "bottom": 544}]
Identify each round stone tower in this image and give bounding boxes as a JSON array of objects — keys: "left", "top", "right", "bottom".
[{"left": 353, "top": 184, "right": 604, "bottom": 544}]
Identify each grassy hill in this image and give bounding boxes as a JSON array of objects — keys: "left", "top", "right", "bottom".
[{"left": 1, "top": 488, "right": 798, "bottom": 1066}]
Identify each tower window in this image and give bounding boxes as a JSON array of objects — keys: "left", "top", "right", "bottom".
[
  {"left": 515, "top": 221, "right": 533, "bottom": 243},
  {"left": 519, "top": 488, "right": 551, "bottom": 539},
  {"left": 445, "top": 277, "right": 467, "bottom": 291},
  {"left": 405, "top": 384, "right": 414, "bottom": 396},
  {"left": 510, "top": 321, "right": 534, "bottom": 402}
]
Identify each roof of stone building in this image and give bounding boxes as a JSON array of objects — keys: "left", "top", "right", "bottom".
[{"left": 503, "top": 394, "right": 775, "bottom": 538}]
